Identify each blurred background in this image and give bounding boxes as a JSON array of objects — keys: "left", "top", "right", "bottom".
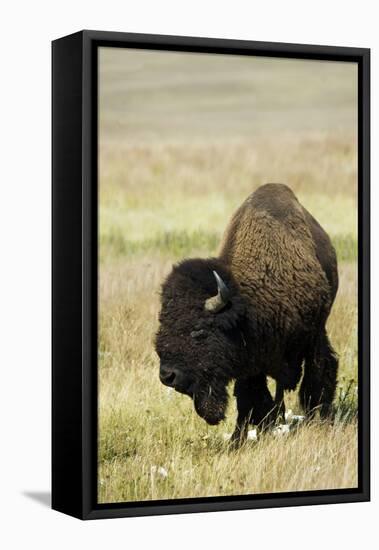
[
  {"left": 98, "top": 47, "right": 358, "bottom": 503},
  {"left": 99, "top": 48, "right": 357, "bottom": 258}
]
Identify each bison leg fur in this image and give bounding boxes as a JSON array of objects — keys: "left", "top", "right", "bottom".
[
  {"left": 299, "top": 330, "right": 338, "bottom": 418},
  {"left": 231, "top": 374, "right": 278, "bottom": 446}
]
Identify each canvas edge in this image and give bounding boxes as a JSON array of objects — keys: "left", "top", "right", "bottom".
[{"left": 52, "top": 30, "right": 370, "bottom": 521}]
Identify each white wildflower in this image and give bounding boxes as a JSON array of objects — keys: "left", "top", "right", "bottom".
[
  {"left": 285, "top": 409, "right": 304, "bottom": 426},
  {"left": 273, "top": 424, "right": 290, "bottom": 436},
  {"left": 158, "top": 467, "right": 168, "bottom": 478},
  {"left": 285, "top": 409, "right": 294, "bottom": 422},
  {"left": 166, "top": 387, "right": 174, "bottom": 398},
  {"left": 223, "top": 429, "right": 257, "bottom": 441},
  {"left": 151, "top": 465, "right": 168, "bottom": 478},
  {"left": 291, "top": 414, "right": 305, "bottom": 424}
]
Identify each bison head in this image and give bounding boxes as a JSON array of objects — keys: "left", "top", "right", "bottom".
[{"left": 155, "top": 258, "right": 247, "bottom": 425}]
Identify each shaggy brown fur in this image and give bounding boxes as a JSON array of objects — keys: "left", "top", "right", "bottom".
[{"left": 156, "top": 184, "right": 338, "bottom": 443}]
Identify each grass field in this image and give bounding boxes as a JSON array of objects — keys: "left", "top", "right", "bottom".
[{"left": 98, "top": 49, "right": 358, "bottom": 503}]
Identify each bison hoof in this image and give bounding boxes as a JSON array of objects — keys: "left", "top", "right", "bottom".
[
  {"left": 229, "top": 427, "right": 257, "bottom": 448},
  {"left": 229, "top": 430, "right": 246, "bottom": 449}
]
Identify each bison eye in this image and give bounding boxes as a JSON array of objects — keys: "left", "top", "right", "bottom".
[{"left": 190, "top": 329, "right": 207, "bottom": 340}]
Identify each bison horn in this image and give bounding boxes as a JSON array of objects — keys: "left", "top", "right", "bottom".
[{"left": 205, "top": 270, "right": 231, "bottom": 313}]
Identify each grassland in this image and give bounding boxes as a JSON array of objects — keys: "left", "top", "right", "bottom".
[{"left": 98, "top": 49, "right": 358, "bottom": 503}]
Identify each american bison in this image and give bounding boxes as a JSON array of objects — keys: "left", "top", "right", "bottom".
[{"left": 155, "top": 183, "right": 338, "bottom": 444}]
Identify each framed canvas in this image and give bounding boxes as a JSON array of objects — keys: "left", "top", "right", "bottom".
[{"left": 52, "top": 30, "right": 370, "bottom": 520}]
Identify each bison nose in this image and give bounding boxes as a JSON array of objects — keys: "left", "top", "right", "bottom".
[
  {"left": 159, "top": 365, "right": 193, "bottom": 394},
  {"left": 159, "top": 365, "right": 177, "bottom": 387}
]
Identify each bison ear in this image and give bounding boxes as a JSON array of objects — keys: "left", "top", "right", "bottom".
[{"left": 204, "top": 271, "right": 231, "bottom": 313}]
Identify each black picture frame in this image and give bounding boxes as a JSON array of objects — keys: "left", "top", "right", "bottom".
[{"left": 52, "top": 30, "right": 370, "bottom": 520}]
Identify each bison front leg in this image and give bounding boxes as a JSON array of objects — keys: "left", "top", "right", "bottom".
[{"left": 230, "top": 374, "right": 277, "bottom": 446}]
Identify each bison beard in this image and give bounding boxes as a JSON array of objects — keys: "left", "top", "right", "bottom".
[
  {"left": 156, "top": 184, "right": 339, "bottom": 444},
  {"left": 193, "top": 374, "right": 230, "bottom": 425}
]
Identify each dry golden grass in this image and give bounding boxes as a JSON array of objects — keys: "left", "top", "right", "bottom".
[
  {"left": 98, "top": 254, "right": 358, "bottom": 503},
  {"left": 98, "top": 49, "right": 358, "bottom": 504},
  {"left": 99, "top": 135, "right": 357, "bottom": 254},
  {"left": 99, "top": 412, "right": 357, "bottom": 502}
]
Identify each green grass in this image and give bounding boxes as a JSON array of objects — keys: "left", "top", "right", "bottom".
[
  {"left": 332, "top": 234, "right": 358, "bottom": 262},
  {"left": 100, "top": 228, "right": 357, "bottom": 263},
  {"left": 99, "top": 229, "right": 220, "bottom": 261},
  {"left": 333, "top": 378, "right": 358, "bottom": 423}
]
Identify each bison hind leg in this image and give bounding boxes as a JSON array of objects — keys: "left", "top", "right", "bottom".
[{"left": 299, "top": 329, "right": 338, "bottom": 418}]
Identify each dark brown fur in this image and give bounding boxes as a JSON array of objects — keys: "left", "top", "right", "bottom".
[{"left": 156, "top": 184, "right": 338, "bottom": 443}]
